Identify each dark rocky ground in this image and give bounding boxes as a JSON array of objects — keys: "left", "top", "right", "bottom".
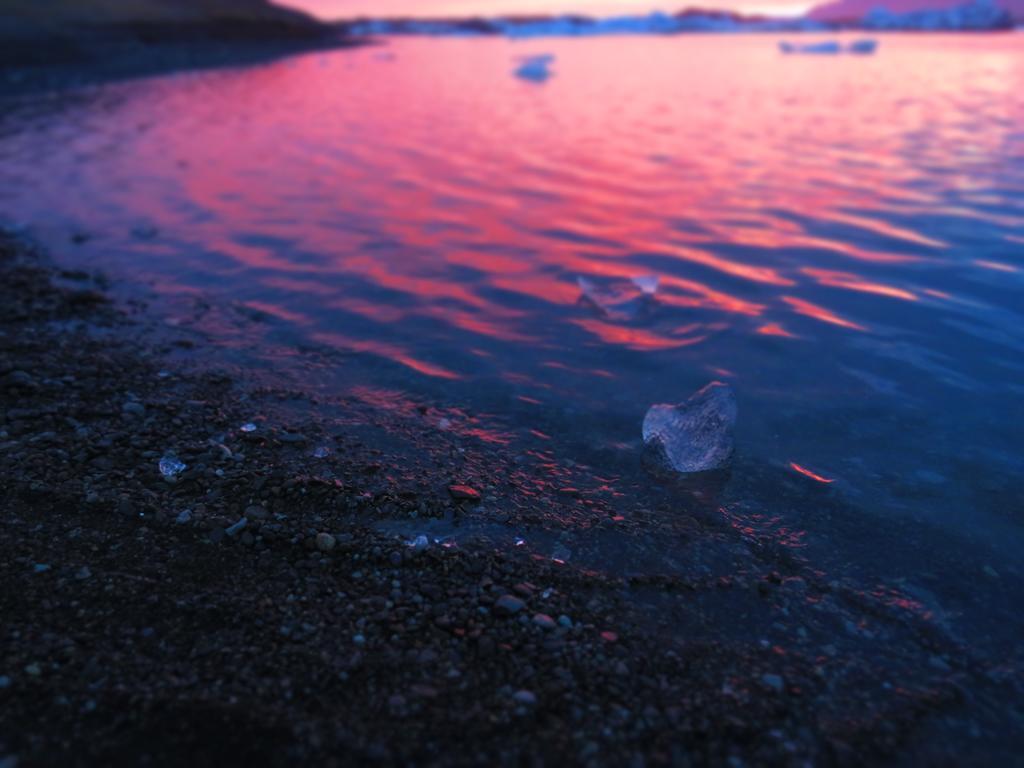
[
  {"left": 1, "top": 229, "right": 1022, "bottom": 767},
  {"left": 0, "top": 23, "right": 365, "bottom": 100}
]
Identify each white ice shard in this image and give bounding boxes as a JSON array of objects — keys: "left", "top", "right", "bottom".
[
  {"left": 631, "top": 275, "right": 660, "bottom": 296},
  {"left": 577, "top": 274, "right": 658, "bottom": 321},
  {"left": 642, "top": 382, "right": 737, "bottom": 474}
]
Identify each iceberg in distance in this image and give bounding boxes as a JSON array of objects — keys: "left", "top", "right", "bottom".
[
  {"left": 778, "top": 39, "right": 879, "bottom": 55},
  {"left": 514, "top": 54, "right": 555, "bottom": 83}
]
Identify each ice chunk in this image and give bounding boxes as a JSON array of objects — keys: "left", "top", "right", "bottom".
[
  {"left": 514, "top": 54, "right": 555, "bottom": 83},
  {"left": 778, "top": 40, "right": 841, "bottom": 55},
  {"left": 631, "top": 275, "right": 659, "bottom": 296},
  {"left": 847, "top": 39, "right": 878, "bottom": 55},
  {"left": 158, "top": 456, "right": 187, "bottom": 478},
  {"left": 642, "top": 382, "right": 737, "bottom": 474},
  {"left": 407, "top": 534, "right": 430, "bottom": 551},
  {"left": 577, "top": 275, "right": 658, "bottom": 321}
]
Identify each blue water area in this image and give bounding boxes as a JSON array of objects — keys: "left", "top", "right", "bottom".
[{"left": 1, "top": 34, "right": 1022, "bottom": 650}]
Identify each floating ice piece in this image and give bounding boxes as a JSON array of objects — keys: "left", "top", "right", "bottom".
[
  {"left": 631, "top": 275, "right": 659, "bottom": 296},
  {"left": 642, "top": 381, "right": 737, "bottom": 474},
  {"left": 514, "top": 54, "right": 555, "bottom": 83},
  {"left": 778, "top": 40, "right": 841, "bottom": 55},
  {"left": 847, "top": 39, "right": 878, "bottom": 55},
  {"left": 240, "top": 422, "right": 257, "bottom": 433},
  {"left": 158, "top": 456, "right": 187, "bottom": 478},
  {"left": 577, "top": 275, "right": 658, "bottom": 321}
]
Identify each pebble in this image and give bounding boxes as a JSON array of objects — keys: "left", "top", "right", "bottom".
[
  {"left": 121, "top": 401, "right": 145, "bottom": 417},
  {"left": 225, "top": 518, "right": 247, "bottom": 537},
  {"left": 353, "top": 634, "right": 366, "bottom": 646},
  {"left": 532, "top": 613, "right": 557, "bottom": 630},
  {"left": 316, "top": 532, "right": 337, "bottom": 552},
  {"left": 447, "top": 485, "right": 481, "bottom": 501},
  {"left": 4, "top": 370, "right": 36, "bottom": 389},
  {"left": 33, "top": 564, "right": 51, "bottom": 573},
  {"left": 761, "top": 673, "right": 785, "bottom": 693},
  {"left": 75, "top": 566, "right": 91, "bottom": 580},
  {"left": 175, "top": 510, "right": 193, "bottom": 525},
  {"left": 244, "top": 505, "right": 268, "bottom": 520},
  {"left": 557, "top": 615, "right": 573, "bottom": 628},
  {"left": 24, "top": 663, "right": 41, "bottom": 676},
  {"left": 0, "top": 676, "right": 9, "bottom": 688},
  {"left": 494, "top": 595, "right": 526, "bottom": 616},
  {"left": 512, "top": 690, "right": 537, "bottom": 705}
]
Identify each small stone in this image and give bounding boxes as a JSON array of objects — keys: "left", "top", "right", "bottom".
[
  {"left": 24, "top": 663, "right": 41, "bottom": 676},
  {"left": 316, "top": 532, "right": 337, "bottom": 552},
  {"left": 388, "top": 551, "right": 403, "bottom": 566},
  {"left": 388, "top": 694, "right": 406, "bottom": 715},
  {"left": 353, "top": 634, "right": 366, "bottom": 645},
  {"left": 244, "top": 505, "right": 268, "bottom": 520},
  {"left": 4, "top": 370, "right": 36, "bottom": 389},
  {"left": 121, "top": 401, "right": 145, "bottom": 417},
  {"left": 175, "top": 510, "right": 193, "bottom": 525},
  {"left": 0, "top": 675, "right": 10, "bottom": 688},
  {"left": 532, "top": 613, "right": 557, "bottom": 630},
  {"left": 512, "top": 690, "right": 537, "bottom": 705},
  {"left": 240, "top": 422, "right": 257, "bottom": 433},
  {"left": 761, "top": 673, "right": 785, "bottom": 693},
  {"left": 600, "top": 631, "right": 618, "bottom": 643},
  {"left": 75, "top": 566, "right": 91, "bottom": 580},
  {"left": 494, "top": 595, "right": 526, "bottom": 616},
  {"left": 448, "top": 485, "right": 481, "bottom": 501},
  {"left": 225, "top": 518, "right": 247, "bottom": 537},
  {"left": 33, "top": 564, "right": 51, "bottom": 573},
  {"left": 557, "top": 615, "right": 573, "bottom": 628}
]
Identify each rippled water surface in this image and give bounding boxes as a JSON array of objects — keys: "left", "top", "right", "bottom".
[{"left": 1, "top": 34, "right": 1023, "bottom": 566}]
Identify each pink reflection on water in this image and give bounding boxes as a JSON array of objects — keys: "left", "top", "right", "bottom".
[
  {"left": 790, "top": 462, "right": 836, "bottom": 484},
  {"left": 782, "top": 296, "right": 867, "bottom": 332},
  {"left": 800, "top": 268, "right": 917, "bottom": 302},
  {"left": 4, "top": 34, "right": 1020, "bottom": 395}
]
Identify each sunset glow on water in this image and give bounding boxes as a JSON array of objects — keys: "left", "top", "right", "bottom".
[{"left": 1, "top": 34, "right": 1022, "bottom": 560}]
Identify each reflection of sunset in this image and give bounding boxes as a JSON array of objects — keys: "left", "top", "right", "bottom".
[
  {"left": 790, "top": 462, "right": 836, "bottom": 483},
  {"left": 2, "top": 35, "right": 1020, "bottom": 414}
]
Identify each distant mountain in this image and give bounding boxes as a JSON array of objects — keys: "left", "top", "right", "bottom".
[
  {"left": 0, "top": 0, "right": 325, "bottom": 45},
  {"left": 0, "top": 0, "right": 330, "bottom": 67},
  {"left": 808, "top": 0, "right": 1024, "bottom": 22}
]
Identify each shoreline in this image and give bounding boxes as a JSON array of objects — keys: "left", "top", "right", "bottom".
[
  {"left": 1, "top": 229, "right": 1022, "bottom": 764},
  {"left": 0, "top": 26, "right": 368, "bottom": 101}
]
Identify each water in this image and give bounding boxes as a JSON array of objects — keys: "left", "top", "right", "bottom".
[{"left": 1, "top": 35, "right": 1022, "bottom": 609}]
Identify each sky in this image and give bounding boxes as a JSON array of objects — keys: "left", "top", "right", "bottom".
[{"left": 283, "top": 0, "right": 817, "bottom": 20}]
